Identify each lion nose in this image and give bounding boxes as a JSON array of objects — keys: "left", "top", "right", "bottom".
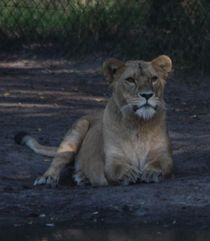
[{"left": 140, "top": 93, "right": 153, "bottom": 100}]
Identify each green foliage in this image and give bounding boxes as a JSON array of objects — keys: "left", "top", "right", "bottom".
[{"left": 0, "top": 0, "right": 209, "bottom": 71}]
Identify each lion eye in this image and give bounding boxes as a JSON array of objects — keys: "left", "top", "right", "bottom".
[
  {"left": 151, "top": 76, "right": 158, "bottom": 83},
  {"left": 125, "top": 77, "right": 135, "bottom": 83}
]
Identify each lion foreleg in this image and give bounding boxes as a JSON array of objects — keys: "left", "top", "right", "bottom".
[
  {"left": 105, "top": 157, "right": 141, "bottom": 185},
  {"left": 141, "top": 151, "right": 173, "bottom": 183},
  {"left": 34, "top": 118, "right": 90, "bottom": 187}
]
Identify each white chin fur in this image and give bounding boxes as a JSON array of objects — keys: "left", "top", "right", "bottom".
[{"left": 135, "top": 107, "right": 156, "bottom": 120}]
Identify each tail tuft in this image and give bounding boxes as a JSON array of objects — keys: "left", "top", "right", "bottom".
[{"left": 14, "top": 131, "right": 29, "bottom": 145}]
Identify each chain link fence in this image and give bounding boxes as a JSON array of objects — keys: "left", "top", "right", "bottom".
[{"left": 0, "top": 0, "right": 209, "bottom": 71}]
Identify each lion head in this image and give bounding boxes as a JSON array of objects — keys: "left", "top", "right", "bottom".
[{"left": 103, "top": 55, "right": 172, "bottom": 120}]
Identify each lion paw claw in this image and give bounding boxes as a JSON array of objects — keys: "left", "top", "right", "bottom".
[
  {"left": 120, "top": 166, "right": 142, "bottom": 185},
  {"left": 34, "top": 175, "right": 59, "bottom": 187},
  {"left": 141, "top": 168, "right": 163, "bottom": 183}
]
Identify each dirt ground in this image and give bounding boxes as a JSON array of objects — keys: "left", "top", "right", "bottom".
[{"left": 0, "top": 53, "right": 210, "bottom": 228}]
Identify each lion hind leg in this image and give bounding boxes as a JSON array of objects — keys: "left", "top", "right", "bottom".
[{"left": 34, "top": 118, "right": 90, "bottom": 187}]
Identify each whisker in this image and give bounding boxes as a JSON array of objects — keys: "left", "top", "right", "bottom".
[
  {"left": 120, "top": 103, "right": 136, "bottom": 113},
  {"left": 127, "top": 97, "right": 140, "bottom": 102},
  {"left": 127, "top": 98, "right": 141, "bottom": 105}
]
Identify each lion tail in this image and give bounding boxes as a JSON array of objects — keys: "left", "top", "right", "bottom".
[{"left": 14, "top": 132, "right": 57, "bottom": 157}]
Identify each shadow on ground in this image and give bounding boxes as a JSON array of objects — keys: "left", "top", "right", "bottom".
[{"left": 0, "top": 54, "right": 210, "bottom": 228}]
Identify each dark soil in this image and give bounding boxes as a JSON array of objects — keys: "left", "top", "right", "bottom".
[{"left": 0, "top": 54, "right": 210, "bottom": 228}]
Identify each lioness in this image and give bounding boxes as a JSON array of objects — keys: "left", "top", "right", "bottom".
[{"left": 15, "top": 55, "right": 173, "bottom": 187}]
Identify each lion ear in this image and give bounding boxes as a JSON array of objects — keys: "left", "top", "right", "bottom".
[
  {"left": 151, "top": 55, "right": 172, "bottom": 80},
  {"left": 103, "top": 58, "right": 125, "bottom": 83}
]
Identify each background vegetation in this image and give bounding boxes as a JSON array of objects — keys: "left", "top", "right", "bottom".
[{"left": 0, "top": 0, "right": 209, "bottom": 71}]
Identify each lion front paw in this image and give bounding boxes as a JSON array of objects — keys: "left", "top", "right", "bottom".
[
  {"left": 141, "top": 165, "right": 163, "bottom": 183},
  {"left": 120, "top": 165, "right": 142, "bottom": 185},
  {"left": 33, "top": 175, "right": 59, "bottom": 187}
]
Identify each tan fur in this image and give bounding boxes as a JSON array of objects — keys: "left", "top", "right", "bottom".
[
  {"left": 22, "top": 135, "right": 57, "bottom": 157},
  {"left": 31, "top": 55, "right": 173, "bottom": 187}
]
